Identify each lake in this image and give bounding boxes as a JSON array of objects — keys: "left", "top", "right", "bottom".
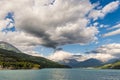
[{"left": 0, "top": 69, "right": 120, "bottom": 80}]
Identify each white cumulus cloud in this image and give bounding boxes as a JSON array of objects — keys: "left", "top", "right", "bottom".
[
  {"left": 0, "top": 0, "right": 99, "bottom": 49},
  {"left": 87, "top": 43, "right": 120, "bottom": 61},
  {"left": 48, "top": 43, "right": 120, "bottom": 62},
  {"left": 0, "top": 0, "right": 119, "bottom": 56},
  {"left": 89, "top": 0, "right": 120, "bottom": 20},
  {"left": 48, "top": 50, "right": 73, "bottom": 61}
]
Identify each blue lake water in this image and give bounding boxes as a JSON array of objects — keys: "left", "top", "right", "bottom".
[{"left": 0, "top": 68, "right": 120, "bottom": 80}]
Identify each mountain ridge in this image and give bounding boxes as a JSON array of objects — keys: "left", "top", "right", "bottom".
[
  {"left": 0, "top": 41, "right": 69, "bottom": 69},
  {"left": 0, "top": 41, "right": 21, "bottom": 53}
]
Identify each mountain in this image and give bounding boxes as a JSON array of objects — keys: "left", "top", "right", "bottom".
[
  {"left": 58, "top": 58, "right": 79, "bottom": 67},
  {"left": 0, "top": 42, "right": 69, "bottom": 69},
  {"left": 0, "top": 41, "right": 21, "bottom": 53},
  {"left": 52, "top": 52, "right": 104, "bottom": 68},
  {"left": 48, "top": 51, "right": 83, "bottom": 67},
  {"left": 99, "top": 60, "right": 120, "bottom": 69},
  {"left": 55, "top": 54, "right": 104, "bottom": 67},
  {"left": 59, "top": 58, "right": 103, "bottom": 68},
  {"left": 105, "top": 58, "right": 120, "bottom": 64},
  {"left": 74, "top": 58, "right": 103, "bottom": 67}
]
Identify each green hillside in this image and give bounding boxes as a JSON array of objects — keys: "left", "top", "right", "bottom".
[
  {"left": 0, "top": 48, "right": 69, "bottom": 69},
  {"left": 99, "top": 61, "right": 120, "bottom": 69}
]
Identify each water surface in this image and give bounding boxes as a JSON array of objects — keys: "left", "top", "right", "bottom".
[{"left": 0, "top": 69, "right": 120, "bottom": 80}]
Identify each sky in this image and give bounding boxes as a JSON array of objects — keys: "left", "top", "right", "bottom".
[{"left": 0, "top": 0, "right": 120, "bottom": 62}]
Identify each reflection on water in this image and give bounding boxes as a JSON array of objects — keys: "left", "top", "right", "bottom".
[
  {"left": 0, "top": 69, "right": 120, "bottom": 80},
  {"left": 50, "top": 69, "right": 71, "bottom": 80}
]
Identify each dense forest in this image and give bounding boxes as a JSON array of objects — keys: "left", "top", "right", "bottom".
[{"left": 0, "top": 48, "right": 69, "bottom": 69}]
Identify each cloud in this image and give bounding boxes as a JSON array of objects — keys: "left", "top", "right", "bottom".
[
  {"left": 96, "top": 43, "right": 120, "bottom": 56},
  {"left": 0, "top": 31, "right": 43, "bottom": 55},
  {"left": 89, "top": 0, "right": 120, "bottom": 20},
  {"left": 103, "top": 23, "right": 120, "bottom": 37},
  {"left": 49, "top": 43, "right": 120, "bottom": 62},
  {"left": 108, "top": 23, "right": 120, "bottom": 30},
  {"left": 48, "top": 50, "right": 114, "bottom": 62},
  {"left": 0, "top": 0, "right": 119, "bottom": 56},
  {"left": 76, "top": 43, "right": 120, "bottom": 62},
  {"left": 87, "top": 43, "right": 120, "bottom": 61},
  {"left": 48, "top": 50, "right": 90, "bottom": 62},
  {"left": 0, "top": 0, "right": 99, "bottom": 49},
  {"left": 84, "top": 53, "right": 115, "bottom": 62},
  {"left": 102, "top": 1, "right": 120, "bottom": 14},
  {"left": 48, "top": 50, "right": 73, "bottom": 61},
  {"left": 0, "top": 20, "right": 8, "bottom": 30},
  {"left": 103, "top": 29, "right": 120, "bottom": 37}
]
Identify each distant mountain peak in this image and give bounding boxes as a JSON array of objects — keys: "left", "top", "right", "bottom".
[
  {"left": 0, "top": 41, "right": 21, "bottom": 53},
  {"left": 74, "top": 58, "right": 103, "bottom": 67}
]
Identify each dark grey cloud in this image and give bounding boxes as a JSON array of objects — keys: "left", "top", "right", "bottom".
[{"left": 0, "top": 0, "right": 98, "bottom": 49}]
